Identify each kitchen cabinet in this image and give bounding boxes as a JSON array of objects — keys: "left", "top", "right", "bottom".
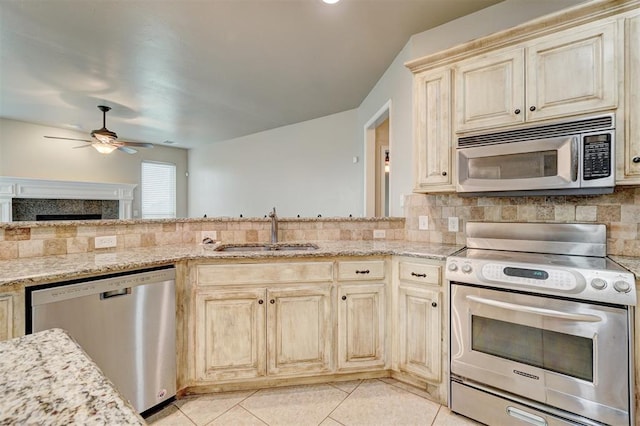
[
  {"left": 455, "top": 20, "right": 617, "bottom": 133},
  {"left": 193, "top": 261, "right": 333, "bottom": 383},
  {"left": 0, "top": 295, "right": 13, "bottom": 342},
  {"left": 392, "top": 257, "right": 446, "bottom": 403},
  {"left": 336, "top": 260, "right": 387, "bottom": 370},
  {"left": 413, "top": 67, "right": 454, "bottom": 192},
  {"left": 618, "top": 11, "right": 640, "bottom": 183}
]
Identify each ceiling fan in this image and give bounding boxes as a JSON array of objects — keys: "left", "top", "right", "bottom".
[{"left": 44, "top": 105, "right": 154, "bottom": 154}]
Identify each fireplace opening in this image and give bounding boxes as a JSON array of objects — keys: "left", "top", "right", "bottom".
[{"left": 36, "top": 214, "right": 103, "bottom": 221}]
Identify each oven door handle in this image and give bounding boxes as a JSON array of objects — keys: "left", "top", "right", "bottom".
[{"left": 466, "top": 295, "right": 602, "bottom": 322}]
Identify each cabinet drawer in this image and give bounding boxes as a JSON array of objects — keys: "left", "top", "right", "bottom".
[
  {"left": 337, "top": 260, "right": 385, "bottom": 281},
  {"left": 399, "top": 262, "right": 440, "bottom": 285},
  {"left": 197, "top": 262, "right": 333, "bottom": 286}
]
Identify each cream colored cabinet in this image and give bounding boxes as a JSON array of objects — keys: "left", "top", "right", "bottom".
[
  {"left": 619, "top": 12, "right": 640, "bottom": 183},
  {"left": 455, "top": 20, "right": 617, "bottom": 133},
  {"left": 337, "top": 283, "right": 386, "bottom": 370},
  {"left": 413, "top": 67, "right": 454, "bottom": 192},
  {"left": 0, "top": 295, "right": 13, "bottom": 342},
  {"left": 193, "top": 261, "right": 333, "bottom": 383},
  {"left": 336, "top": 260, "right": 387, "bottom": 370},
  {"left": 392, "top": 257, "right": 446, "bottom": 402}
]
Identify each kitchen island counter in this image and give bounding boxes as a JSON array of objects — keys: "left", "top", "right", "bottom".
[
  {"left": 0, "top": 240, "right": 463, "bottom": 288},
  {"left": 0, "top": 328, "right": 144, "bottom": 425}
]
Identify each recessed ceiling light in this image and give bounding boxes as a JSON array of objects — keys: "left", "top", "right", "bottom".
[{"left": 322, "top": 0, "right": 340, "bottom": 4}]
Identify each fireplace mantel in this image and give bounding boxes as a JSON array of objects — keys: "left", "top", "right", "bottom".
[{"left": 0, "top": 177, "right": 136, "bottom": 222}]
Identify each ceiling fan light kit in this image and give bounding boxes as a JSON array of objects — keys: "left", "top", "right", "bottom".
[{"left": 44, "top": 105, "right": 154, "bottom": 155}]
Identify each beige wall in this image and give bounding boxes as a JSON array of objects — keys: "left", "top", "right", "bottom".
[
  {"left": 0, "top": 118, "right": 188, "bottom": 218},
  {"left": 404, "top": 187, "right": 640, "bottom": 256}
]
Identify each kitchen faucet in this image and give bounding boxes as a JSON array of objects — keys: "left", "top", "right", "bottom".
[{"left": 268, "top": 207, "right": 278, "bottom": 243}]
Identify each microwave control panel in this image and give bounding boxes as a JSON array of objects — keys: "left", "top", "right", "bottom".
[{"left": 583, "top": 133, "right": 611, "bottom": 180}]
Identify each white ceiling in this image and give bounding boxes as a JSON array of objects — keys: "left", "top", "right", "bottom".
[{"left": 0, "top": 0, "right": 501, "bottom": 149}]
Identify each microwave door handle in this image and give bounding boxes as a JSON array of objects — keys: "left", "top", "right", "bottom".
[
  {"left": 465, "top": 295, "right": 602, "bottom": 322},
  {"left": 571, "top": 136, "right": 579, "bottom": 182}
]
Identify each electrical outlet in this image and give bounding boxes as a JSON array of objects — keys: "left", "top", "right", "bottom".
[
  {"left": 418, "top": 215, "right": 429, "bottom": 230},
  {"left": 95, "top": 235, "right": 117, "bottom": 249},
  {"left": 448, "top": 216, "right": 459, "bottom": 232},
  {"left": 373, "top": 229, "right": 386, "bottom": 239},
  {"left": 202, "top": 231, "right": 217, "bottom": 242}
]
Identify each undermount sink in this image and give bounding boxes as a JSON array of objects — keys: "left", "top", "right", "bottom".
[{"left": 214, "top": 243, "right": 319, "bottom": 252}]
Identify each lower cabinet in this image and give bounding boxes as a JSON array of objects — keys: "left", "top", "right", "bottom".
[
  {"left": 195, "top": 284, "right": 332, "bottom": 382},
  {"left": 0, "top": 295, "right": 13, "bottom": 342}
]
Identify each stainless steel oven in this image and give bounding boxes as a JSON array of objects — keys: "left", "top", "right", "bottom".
[{"left": 446, "top": 223, "right": 636, "bottom": 425}]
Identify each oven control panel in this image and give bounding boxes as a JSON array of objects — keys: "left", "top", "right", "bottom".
[{"left": 446, "top": 257, "right": 636, "bottom": 306}]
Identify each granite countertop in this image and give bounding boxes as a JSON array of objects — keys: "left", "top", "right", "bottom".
[
  {"left": 610, "top": 255, "right": 640, "bottom": 280},
  {"left": 0, "top": 328, "right": 144, "bottom": 425},
  {"left": 0, "top": 240, "right": 463, "bottom": 288}
]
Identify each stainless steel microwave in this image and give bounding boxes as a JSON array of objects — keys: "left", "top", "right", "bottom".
[{"left": 456, "top": 115, "right": 615, "bottom": 196}]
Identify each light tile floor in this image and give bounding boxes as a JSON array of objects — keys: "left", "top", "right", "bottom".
[{"left": 146, "top": 378, "right": 481, "bottom": 426}]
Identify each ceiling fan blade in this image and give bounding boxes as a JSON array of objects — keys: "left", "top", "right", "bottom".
[
  {"left": 117, "top": 146, "right": 138, "bottom": 154},
  {"left": 44, "top": 136, "right": 93, "bottom": 143},
  {"left": 72, "top": 144, "right": 92, "bottom": 149},
  {"left": 117, "top": 141, "right": 154, "bottom": 148}
]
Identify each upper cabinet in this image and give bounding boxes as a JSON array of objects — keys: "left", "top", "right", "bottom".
[
  {"left": 454, "top": 20, "right": 618, "bottom": 134},
  {"left": 413, "top": 67, "right": 454, "bottom": 192}
]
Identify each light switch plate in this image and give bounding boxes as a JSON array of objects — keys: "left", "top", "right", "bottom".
[
  {"left": 418, "top": 216, "right": 429, "bottom": 230},
  {"left": 448, "top": 217, "right": 459, "bottom": 232},
  {"left": 95, "top": 235, "right": 117, "bottom": 249}
]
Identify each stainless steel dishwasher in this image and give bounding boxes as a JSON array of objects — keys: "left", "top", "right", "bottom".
[{"left": 27, "top": 265, "right": 176, "bottom": 415}]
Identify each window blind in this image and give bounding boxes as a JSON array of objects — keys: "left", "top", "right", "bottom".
[{"left": 141, "top": 161, "right": 176, "bottom": 219}]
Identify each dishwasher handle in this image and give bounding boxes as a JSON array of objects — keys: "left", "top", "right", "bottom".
[{"left": 100, "top": 288, "right": 131, "bottom": 299}]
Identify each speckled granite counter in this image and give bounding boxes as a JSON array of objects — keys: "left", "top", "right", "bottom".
[
  {"left": 610, "top": 255, "right": 640, "bottom": 280},
  {"left": 0, "top": 328, "right": 144, "bottom": 425},
  {"left": 0, "top": 240, "right": 463, "bottom": 288}
]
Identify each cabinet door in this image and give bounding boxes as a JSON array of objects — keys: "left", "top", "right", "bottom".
[
  {"left": 414, "top": 67, "right": 454, "bottom": 191},
  {"left": 337, "top": 283, "right": 386, "bottom": 370},
  {"left": 621, "top": 13, "right": 640, "bottom": 182},
  {"left": 195, "top": 288, "right": 266, "bottom": 381},
  {"left": 526, "top": 21, "right": 617, "bottom": 122},
  {"left": 267, "top": 285, "right": 332, "bottom": 376},
  {"left": 398, "top": 285, "right": 441, "bottom": 382},
  {"left": 454, "top": 48, "right": 525, "bottom": 132},
  {"left": 0, "top": 295, "right": 13, "bottom": 342}
]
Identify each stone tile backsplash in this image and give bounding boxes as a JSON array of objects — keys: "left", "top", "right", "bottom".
[
  {"left": 0, "top": 218, "right": 405, "bottom": 260},
  {"left": 404, "top": 186, "right": 640, "bottom": 256}
]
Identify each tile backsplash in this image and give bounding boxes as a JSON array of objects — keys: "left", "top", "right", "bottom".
[{"left": 404, "top": 186, "right": 640, "bottom": 256}]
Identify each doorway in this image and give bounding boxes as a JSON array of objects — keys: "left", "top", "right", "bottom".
[{"left": 364, "top": 101, "right": 391, "bottom": 217}]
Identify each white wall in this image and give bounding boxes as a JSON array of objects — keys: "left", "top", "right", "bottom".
[
  {"left": 358, "top": 0, "right": 586, "bottom": 217},
  {"left": 0, "top": 118, "right": 189, "bottom": 217},
  {"left": 188, "top": 109, "right": 361, "bottom": 218}
]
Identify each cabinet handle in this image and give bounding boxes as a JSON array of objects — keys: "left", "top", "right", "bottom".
[
  {"left": 270, "top": 299, "right": 275, "bottom": 304},
  {"left": 355, "top": 270, "right": 370, "bottom": 274},
  {"left": 432, "top": 302, "right": 438, "bottom": 308},
  {"left": 514, "top": 109, "right": 521, "bottom": 115},
  {"left": 633, "top": 156, "right": 640, "bottom": 163},
  {"left": 411, "top": 272, "right": 427, "bottom": 278},
  {"left": 258, "top": 299, "right": 264, "bottom": 304},
  {"left": 529, "top": 106, "right": 536, "bottom": 112},
  {"left": 441, "top": 171, "right": 447, "bottom": 176},
  {"left": 341, "top": 295, "right": 347, "bottom": 301}
]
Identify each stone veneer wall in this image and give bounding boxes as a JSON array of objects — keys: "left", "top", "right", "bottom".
[
  {"left": 405, "top": 186, "right": 640, "bottom": 256},
  {"left": 0, "top": 217, "right": 405, "bottom": 260}
]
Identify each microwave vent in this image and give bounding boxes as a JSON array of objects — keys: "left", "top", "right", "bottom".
[{"left": 457, "top": 115, "right": 613, "bottom": 148}]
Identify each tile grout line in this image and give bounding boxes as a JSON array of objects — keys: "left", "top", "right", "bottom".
[{"left": 322, "top": 379, "right": 366, "bottom": 425}]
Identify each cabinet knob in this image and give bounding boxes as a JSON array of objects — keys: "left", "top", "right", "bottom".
[
  {"left": 441, "top": 171, "right": 447, "bottom": 176},
  {"left": 270, "top": 299, "right": 275, "bottom": 304},
  {"left": 355, "top": 270, "right": 370, "bottom": 274},
  {"left": 514, "top": 109, "right": 521, "bottom": 115},
  {"left": 341, "top": 295, "right": 347, "bottom": 301},
  {"left": 529, "top": 106, "right": 536, "bottom": 112},
  {"left": 258, "top": 299, "right": 264, "bottom": 304},
  {"left": 633, "top": 156, "right": 640, "bottom": 163},
  {"left": 431, "top": 302, "right": 438, "bottom": 308},
  {"left": 411, "top": 272, "right": 427, "bottom": 278}
]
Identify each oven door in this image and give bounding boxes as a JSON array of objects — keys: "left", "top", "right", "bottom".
[
  {"left": 451, "top": 284, "right": 631, "bottom": 425},
  {"left": 456, "top": 135, "right": 578, "bottom": 193}
]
